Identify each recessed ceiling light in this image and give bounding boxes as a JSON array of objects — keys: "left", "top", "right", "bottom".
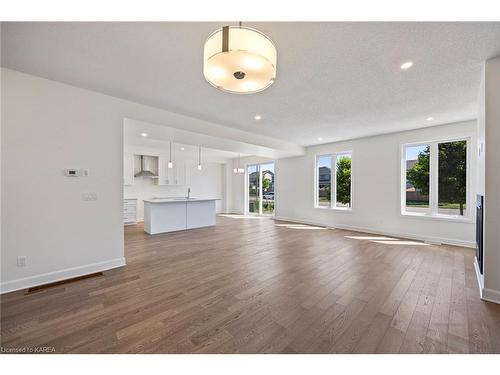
[
  {"left": 140, "top": 133, "right": 148, "bottom": 137},
  {"left": 180, "top": 147, "right": 185, "bottom": 151},
  {"left": 254, "top": 115, "right": 262, "bottom": 120},
  {"left": 318, "top": 137, "right": 324, "bottom": 141},
  {"left": 400, "top": 61, "right": 414, "bottom": 70},
  {"left": 426, "top": 117, "right": 434, "bottom": 121}
]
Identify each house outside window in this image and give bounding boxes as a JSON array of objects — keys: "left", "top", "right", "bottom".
[
  {"left": 402, "top": 138, "right": 470, "bottom": 219},
  {"left": 315, "top": 152, "right": 352, "bottom": 210}
]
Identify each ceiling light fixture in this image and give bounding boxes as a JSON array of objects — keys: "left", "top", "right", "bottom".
[
  {"left": 254, "top": 115, "right": 262, "bottom": 120},
  {"left": 197, "top": 146, "right": 202, "bottom": 171},
  {"left": 426, "top": 117, "right": 434, "bottom": 121},
  {"left": 318, "top": 137, "right": 324, "bottom": 141},
  {"left": 203, "top": 22, "right": 277, "bottom": 94},
  {"left": 180, "top": 147, "right": 185, "bottom": 151},
  {"left": 233, "top": 154, "right": 245, "bottom": 174},
  {"left": 400, "top": 61, "right": 414, "bottom": 70},
  {"left": 168, "top": 141, "right": 174, "bottom": 169},
  {"left": 140, "top": 133, "right": 148, "bottom": 137}
]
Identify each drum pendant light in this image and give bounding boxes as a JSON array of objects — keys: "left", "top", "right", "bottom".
[{"left": 203, "top": 23, "right": 277, "bottom": 94}]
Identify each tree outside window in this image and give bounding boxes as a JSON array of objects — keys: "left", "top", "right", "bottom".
[{"left": 405, "top": 140, "right": 467, "bottom": 217}]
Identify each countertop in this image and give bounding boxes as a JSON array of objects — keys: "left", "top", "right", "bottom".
[{"left": 143, "top": 198, "right": 219, "bottom": 204}]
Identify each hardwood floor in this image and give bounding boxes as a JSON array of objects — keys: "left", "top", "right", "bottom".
[{"left": 1, "top": 215, "right": 499, "bottom": 353}]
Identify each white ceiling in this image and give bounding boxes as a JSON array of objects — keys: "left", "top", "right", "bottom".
[
  {"left": 124, "top": 118, "right": 265, "bottom": 162},
  {"left": 125, "top": 137, "right": 239, "bottom": 164},
  {"left": 2, "top": 22, "right": 500, "bottom": 146}
]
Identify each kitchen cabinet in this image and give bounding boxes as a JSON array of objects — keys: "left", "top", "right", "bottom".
[
  {"left": 123, "top": 153, "right": 134, "bottom": 186},
  {"left": 123, "top": 198, "right": 137, "bottom": 225},
  {"left": 157, "top": 158, "right": 185, "bottom": 186},
  {"left": 174, "top": 161, "right": 186, "bottom": 185},
  {"left": 143, "top": 198, "right": 217, "bottom": 234}
]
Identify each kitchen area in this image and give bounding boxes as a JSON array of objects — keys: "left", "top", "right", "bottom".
[{"left": 123, "top": 119, "right": 233, "bottom": 235}]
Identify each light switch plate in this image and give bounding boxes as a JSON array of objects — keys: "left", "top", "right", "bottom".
[{"left": 17, "top": 256, "right": 27, "bottom": 267}]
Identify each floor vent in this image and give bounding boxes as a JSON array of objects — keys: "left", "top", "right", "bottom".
[
  {"left": 424, "top": 241, "right": 442, "bottom": 245},
  {"left": 25, "top": 272, "right": 103, "bottom": 294}
]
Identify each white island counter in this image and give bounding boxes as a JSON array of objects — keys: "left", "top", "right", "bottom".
[{"left": 143, "top": 198, "right": 218, "bottom": 234}]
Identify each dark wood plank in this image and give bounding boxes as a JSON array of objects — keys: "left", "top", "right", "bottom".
[{"left": 1, "top": 216, "right": 498, "bottom": 354}]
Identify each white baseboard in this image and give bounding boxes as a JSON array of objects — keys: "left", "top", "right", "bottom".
[
  {"left": 273, "top": 215, "right": 476, "bottom": 248},
  {"left": 481, "top": 288, "right": 500, "bottom": 304},
  {"left": 474, "top": 257, "right": 485, "bottom": 291},
  {"left": 0, "top": 257, "right": 126, "bottom": 294},
  {"left": 474, "top": 258, "right": 500, "bottom": 304}
]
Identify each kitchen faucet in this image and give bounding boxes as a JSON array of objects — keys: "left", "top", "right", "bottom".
[{"left": 187, "top": 187, "right": 191, "bottom": 200}]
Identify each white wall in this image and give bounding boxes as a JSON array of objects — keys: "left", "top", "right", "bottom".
[
  {"left": 0, "top": 68, "right": 260, "bottom": 293},
  {"left": 1, "top": 69, "right": 124, "bottom": 292},
  {"left": 476, "top": 68, "right": 486, "bottom": 291},
  {"left": 482, "top": 56, "right": 500, "bottom": 303},
  {"left": 124, "top": 147, "right": 226, "bottom": 219},
  {"left": 274, "top": 121, "right": 477, "bottom": 247}
]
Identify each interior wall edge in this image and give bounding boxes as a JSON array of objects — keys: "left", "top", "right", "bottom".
[{"left": 481, "top": 288, "right": 500, "bottom": 305}]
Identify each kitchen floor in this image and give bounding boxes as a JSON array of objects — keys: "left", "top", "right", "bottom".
[{"left": 1, "top": 215, "right": 499, "bottom": 353}]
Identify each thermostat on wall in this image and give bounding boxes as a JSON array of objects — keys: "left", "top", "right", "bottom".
[{"left": 63, "top": 169, "right": 88, "bottom": 177}]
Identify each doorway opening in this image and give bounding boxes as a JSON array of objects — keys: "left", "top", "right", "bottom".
[{"left": 247, "top": 162, "right": 275, "bottom": 216}]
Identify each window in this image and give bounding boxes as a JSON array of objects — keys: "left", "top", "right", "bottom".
[
  {"left": 404, "top": 144, "right": 430, "bottom": 214},
  {"left": 317, "top": 155, "right": 332, "bottom": 207},
  {"left": 316, "top": 152, "right": 352, "bottom": 209},
  {"left": 247, "top": 162, "right": 275, "bottom": 215},
  {"left": 402, "top": 139, "right": 468, "bottom": 218}
]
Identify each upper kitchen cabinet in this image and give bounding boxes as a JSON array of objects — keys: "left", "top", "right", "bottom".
[
  {"left": 124, "top": 153, "right": 134, "bottom": 186},
  {"left": 158, "top": 157, "right": 186, "bottom": 186},
  {"left": 175, "top": 161, "right": 186, "bottom": 186}
]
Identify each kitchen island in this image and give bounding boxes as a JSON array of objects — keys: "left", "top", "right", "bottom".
[{"left": 143, "top": 198, "right": 217, "bottom": 234}]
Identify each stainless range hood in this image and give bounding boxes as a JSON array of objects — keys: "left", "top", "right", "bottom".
[{"left": 134, "top": 155, "right": 158, "bottom": 178}]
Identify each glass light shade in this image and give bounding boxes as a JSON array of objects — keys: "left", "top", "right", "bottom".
[
  {"left": 203, "top": 26, "right": 277, "bottom": 94},
  {"left": 233, "top": 167, "right": 244, "bottom": 174},
  {"left": 168, "top": 161, "right": 173, "bottom": 169},
  {"left": 197, "top": 164, "right": 202, "bottom": 171}
]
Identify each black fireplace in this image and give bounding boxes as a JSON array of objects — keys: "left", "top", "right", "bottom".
[{"left": 476, "top": 194, "right": 484, "bottom": 274}]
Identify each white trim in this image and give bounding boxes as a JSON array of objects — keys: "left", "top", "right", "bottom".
[
  {"left": 430, "top": 142, "right": 439, "bottom": 216},
  {"left": 273, "top": 215, "right": 475, "bottom": 248},
  {"left": 473, "top": 258, "right": 500, "bottom": 305},
  {"left": 314, "top": 151, "right": 353, "bottom": 210},
  {"left": 400, "top": 211, "right": 474, "bottom": 223},
  {"left": 245, "top": 161, "right": 275, "bottom": 216},
  {"left": 482, "top": 288, "right": 500, "bottom": 304},
  {"left": 0, "top": 257, "right": 126, "bottom": 294},
  {"left": 474, "top": 257, "right": 485, "bottom": 291},
  {"left": 400, "top": 137, "right": 472, "bottom": 222}
]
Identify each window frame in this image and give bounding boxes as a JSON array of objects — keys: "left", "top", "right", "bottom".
[
  {"left": 400, "top": 137, "right": 472, "bottom": 222},
  {"left": 314, "top": 151, "right": 353, "bottom": 211}
]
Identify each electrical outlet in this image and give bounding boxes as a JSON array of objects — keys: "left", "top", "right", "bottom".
[{"left": 17, "top": 256, "right": 27, "bottom": 267}]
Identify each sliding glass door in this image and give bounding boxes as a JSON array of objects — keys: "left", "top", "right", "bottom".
[
  {"left": 248, "top": 164, "right": 261, "bottom": 214},
  {"left": 247, "top": 162, "right": 275, "bottom": 216}
]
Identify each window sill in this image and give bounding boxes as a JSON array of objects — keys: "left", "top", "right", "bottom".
[
  {"left": 400, "top": 211, "right": 474, "bottom": 224},
  {"left": 314, "top": 206, "right": 353, "bottom": 213}
]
